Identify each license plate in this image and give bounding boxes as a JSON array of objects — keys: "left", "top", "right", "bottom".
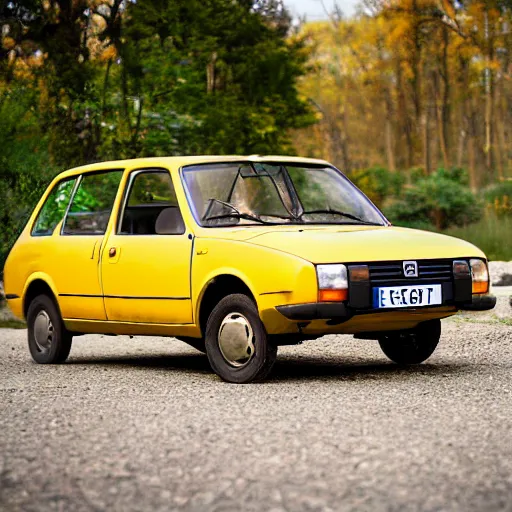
[{"left": 373, "top": 284, "right": 442, "bottom": 309}]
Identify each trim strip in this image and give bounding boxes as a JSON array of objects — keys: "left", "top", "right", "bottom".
[
  {"left": 260, "top": 290, "right": 292, "bottom": 296},
  {"left": 59, "top": 293, "right": 190, "bottom": 300},
  {"left": 59, "top": 293, "right": 100, "bottom": 298},
  {"left": 64, "top": 318, "right": 194, "bottom": 326},
  {"left": 5, "top": 294, "right": 20, "bottom": 300}
]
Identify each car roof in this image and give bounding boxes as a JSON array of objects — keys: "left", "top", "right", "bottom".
[{"left": 61, "top": 155, "right": 331, "bottom": 178}]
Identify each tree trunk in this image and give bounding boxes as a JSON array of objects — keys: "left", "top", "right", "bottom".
[
  {"left": 484, "top": 9, "right": 495, "bottom": 181},
  {"left": 396, "top": 59, "right": 413, "bottom": 168},
  {"left": 440, "top": 26, "right": 451, "bottom": 168},
  {"left": 435, "top": 68, "right": 449, "bottom": 170},
  {"left": 467, "top": 132, "right": 477, "bottom": 191},
  {"left": 342, "top": 96, "right": 351, "bottom": 172},
  {"left": 384, "top": 86, "right": 396, "bottom": 172},
  {"left": 423, "top": 110, "right": 432, "bottom": 175},
  {"left": 494, "top": 70, "right": 505, "bottom": 180}
]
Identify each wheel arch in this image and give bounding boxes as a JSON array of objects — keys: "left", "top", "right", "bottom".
[
  {"left": 196, "top": 273, "right": 257, "bottom": 337},
  {"left": 22, "top": 273, "right": 60, "bottom": 320}
]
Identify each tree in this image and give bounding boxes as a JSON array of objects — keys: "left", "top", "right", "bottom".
[
  {"left": 0, "top": 0, "right": 314, "bottom": 268},
  {"left": 293, "top": 0, "right": 512, "bottom": 185}
]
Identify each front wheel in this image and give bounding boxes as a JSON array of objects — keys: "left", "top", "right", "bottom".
[
  {"left": 27, "top": 294, "right": 73, "bottom": 364},
  {"left": 205, "top": 294, "right": 277, "bottom": 383},
  {"left": 378, "top": 319, "right": 441, "bottom": 365}
]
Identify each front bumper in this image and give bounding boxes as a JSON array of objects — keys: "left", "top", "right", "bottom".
[
  {"left": 277, "top": 258, "right": 499, "bottom": 322},
  {"left": 277, "top": 293, "right": 497, "bottom": 323},
  {"left": 276, "top": 302, "right": 351, "bottom": 322},
  {"left": 276, "top": 301, "right": 457, "bottom": 323},
  {"left": 277, "top": 287, "right": 496, "bottom": 323}
]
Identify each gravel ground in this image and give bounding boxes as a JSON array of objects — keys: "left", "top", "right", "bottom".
[
  {"left": 489, "top": 262, "right": 512, "bottom": 286},
  {"left": 1, "top": 306, "right": 512, "bottom": 512}
]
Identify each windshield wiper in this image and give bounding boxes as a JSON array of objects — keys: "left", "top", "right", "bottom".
[
  {"left": 299, "top": 209, "right": 379, "bottom": 225},
  {"left": 202, "top": 198, "right": 268, "bottom": 225},
  {"left": 203, "top": 212, "right": 269, "bottom": 224}
]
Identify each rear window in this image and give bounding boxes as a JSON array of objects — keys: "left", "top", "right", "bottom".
[
  {"left": 62, "top": 171, "right": 123, "bottom": 235},
  {"left": 31, "top": 177, "right": 77, "bottom": 236},
  {"left": 127, "top": 171, "right": 179, "bottom": 207}
]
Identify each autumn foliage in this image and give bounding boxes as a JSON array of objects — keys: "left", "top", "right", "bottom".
[{"left": 294, "top": 0, "right": 512, "bottom": 190}]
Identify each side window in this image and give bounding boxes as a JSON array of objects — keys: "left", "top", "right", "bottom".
[
  {"left": 62, "top": 171, "right": 123, "bottom": 235},
  {"left": 119, "top": 170, "right": 185, "bottom": 235},
  {"left": 31, "top": 177, "right": 77, "bottom": 236}
]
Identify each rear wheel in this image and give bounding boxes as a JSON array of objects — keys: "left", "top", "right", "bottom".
[
  {"left": 205, "top": 293, "right": 277, "bottom": 383},
  {"left": 27, "top": 294, "right": 73, "bottom": 364},
  {"left": 378, "top": 319, "right": 441, "bottom": 365}
]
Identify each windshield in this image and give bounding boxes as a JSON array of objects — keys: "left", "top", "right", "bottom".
[{"left": 181, "top": 162, "right": 387, "bottom": 227}]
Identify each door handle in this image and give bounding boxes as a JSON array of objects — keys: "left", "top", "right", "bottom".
[{"left": 109, "top": 247, "right": 117, "bottom": 257}]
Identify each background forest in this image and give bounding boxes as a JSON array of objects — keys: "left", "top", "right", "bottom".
[{"left": 1, "top": 0, "right": 511, "bottom": 270}]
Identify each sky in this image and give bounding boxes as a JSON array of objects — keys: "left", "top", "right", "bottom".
[{"left": 283, "top": 0, "right": 358, "bottom": 19}]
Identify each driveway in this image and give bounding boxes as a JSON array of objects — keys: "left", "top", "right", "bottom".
[{"left": 1, "top": 310, "right": 512, "bottom": 511}]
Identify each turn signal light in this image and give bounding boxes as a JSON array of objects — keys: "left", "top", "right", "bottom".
[
  {"left": 472, "top": 281, "right": 489, "bottom": 294},
  {"left": 470, "top": 259, "right": 489, "bottom": 295},
  {"left": 318, "top": 289, "right": 348, "bottom": 302},
  {"left": 349, "top": 265, "right": 370, "bottom": 282}
]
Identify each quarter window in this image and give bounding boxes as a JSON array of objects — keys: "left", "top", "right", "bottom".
[
  {"left": 119, "top": 170, "right": 185, "bottom": 235},
  {"left": 62, "top": 171, "right": 123, "bottom": 235},
  {"left": 31, "top": 177, "right": 77, "bottom": 236}
]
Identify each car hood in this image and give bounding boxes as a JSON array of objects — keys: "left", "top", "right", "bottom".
[{"left": 238, "top": 225, "right": 486, "bottom": 264}]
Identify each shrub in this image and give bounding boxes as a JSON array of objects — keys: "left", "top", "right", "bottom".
[
  {"left": 433, "top": 167, "right": 470, "bottom": 186},
  {"left": 384, "top": 168, "right": 482, "bottom": 230},
  {"left": 484, "top": 181, "right": 512, "bottom": 217}
]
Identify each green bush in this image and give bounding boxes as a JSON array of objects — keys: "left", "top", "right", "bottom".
[
  {"left": 431, "top": 167, "right": 470, "bottom": 186},
  {"left": 402, "top": 166, "right": 469, "bottom": 187},
  {"left": 384, "top": 168, "right": 482, "bottom": 230}
]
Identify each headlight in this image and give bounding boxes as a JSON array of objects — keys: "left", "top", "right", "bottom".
[
  {"left": 317, "top": 264, "right": 348, "bottom": 302},
  {"left": 470, "top": 259, "right": 489, "bottom": 294}
]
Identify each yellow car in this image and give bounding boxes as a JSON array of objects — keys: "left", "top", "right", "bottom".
[{"left": 4, "top": 156, "right": 495, "bottom": 383}]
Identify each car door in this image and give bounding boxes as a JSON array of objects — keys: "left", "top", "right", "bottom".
[
  {"left": 100, "top": 168, "right": 193, "bottom": 324},
  {"left": 49, "top": 170, "right": 124, "bottom": 320}
]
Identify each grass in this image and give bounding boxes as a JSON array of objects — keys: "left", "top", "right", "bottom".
[
  {"left": 452, "top": 313, "right": 512, "bottom": 326},
  {"left": 442, "top": 213, "right": 512, "bottom": 261},
  {"left": 0, "top": 319, "right": 26, "bottom": 329}
]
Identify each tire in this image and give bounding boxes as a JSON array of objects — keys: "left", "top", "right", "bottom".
[
  {"left": 205, "top": 293, "right": 277, "bottom": 383},
  {"left": 27, "top": 294, "right": 73, "bottom": 364},
  {"left": 176, "top": 336, "right": 206, "bottom": 354},
  {"left": 378, "top": 319, "right": 441, "bottom": 365}
]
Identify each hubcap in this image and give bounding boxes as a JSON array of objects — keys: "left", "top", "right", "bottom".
[
  {"left": 33, "top": 311, "right": 54, "bottom": 353},
  {"left": 217, "top": 313, "right": 255, "bottom": 367}
]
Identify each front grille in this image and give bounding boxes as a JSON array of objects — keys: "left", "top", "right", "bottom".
[{"left": 368, "top": 259, "right": 453, "bottom": 286}]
